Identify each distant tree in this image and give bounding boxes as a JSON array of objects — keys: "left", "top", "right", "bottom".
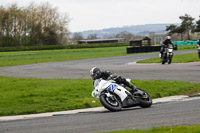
[
  {"left": 42, "top": 27, "right": 58, "bottom": 45},
  {"left": 0, "top": 2, "right": 70, "bottom": 47},
  {"left": 179, "top": 14, "right": 195, "bottom": 40},
  {"left": 166, "top": 14, "right": 195, "bottom": 40},
  {"left": 166, "top": 24, "right": 177, "bottom": 35},
  {"left": 195, "top": 16, "right": 200, "bottom": 38},
  {"left": 175, "top": 25, "right": 185, "bottom": 41},
  {"left": 111, "top": 31, "right": 133, "bottom": 41},
  {"left": 166, "top": 24, "right": 185, "bottom": 41},
  {"left": 87, "top": 34, "right": 98, "bottom": 39},
  {"left": 196, "top": 19, "right": 200, "bottom": 32},
  {"left": 72, "top": 32, "right": 84, "bottom": 43}
]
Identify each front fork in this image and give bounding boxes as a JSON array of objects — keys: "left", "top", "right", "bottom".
[
  {"left": 168, "top": 52, "right": 173, "bottom": 58},
  {"left": 105, "top": 92, "right": 116, "bottom": 101}
]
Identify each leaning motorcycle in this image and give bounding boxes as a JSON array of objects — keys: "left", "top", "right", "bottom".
[
  {"left": 161, "top": 44, "right": 174, "bottom": 64},
  {"left": 91, "top": 79, "right": 152, "bottom": 111},
  {"left": 197, "top": 44, "right": 200, "bottom": 58}
]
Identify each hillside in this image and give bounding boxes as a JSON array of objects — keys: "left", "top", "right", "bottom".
[{"left": 77, "top": 23, "right": 180, "bottom": 38}]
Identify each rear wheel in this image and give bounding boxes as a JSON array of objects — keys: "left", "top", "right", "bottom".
[
  {"left": 100, "top": 93, "right": 122, "bottom": 112},
  {"left": 132, "top": 88, "right": 152, "bottom": 108},
  {"left": 161, "top": 53, "right": 167, "bottom": 64},
  {"left": 161, "top": 58, "right": 165, "bottom": 64}
]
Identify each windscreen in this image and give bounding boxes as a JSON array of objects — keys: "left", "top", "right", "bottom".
[{"left": 94, "top": 79, "right": 100, "bottom": 87}]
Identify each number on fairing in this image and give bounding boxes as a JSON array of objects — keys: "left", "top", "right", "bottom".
[{"left": 107, "top": 84, "right": 117, "bottom": 91}]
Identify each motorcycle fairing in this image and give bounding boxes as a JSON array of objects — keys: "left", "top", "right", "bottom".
[{"left": 92, "top": 79, "right": 129, "bottom": 102}]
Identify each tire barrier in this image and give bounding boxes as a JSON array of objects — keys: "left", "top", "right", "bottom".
[{"left": 127, "top": 45, "right": 177, "bottom": 54}]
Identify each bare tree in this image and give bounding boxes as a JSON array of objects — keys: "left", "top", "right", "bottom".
[
  {"left": 87, "top": 34, "right": 98, "bottom": 39},
  {"left": 0, "top": 2, "right": 70, "bottom": 46},
  {"left": 72, "top": 32, "right": 84, "bottom": 43},
  {"left": 109, "top": 31, "right": 134, "bottom": 42}
]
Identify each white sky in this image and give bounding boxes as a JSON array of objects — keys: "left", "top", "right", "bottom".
[{"left": 1, "top": 0, "right": 200, "bottom": 32}]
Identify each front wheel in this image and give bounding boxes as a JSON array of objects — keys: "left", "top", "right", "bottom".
[
  {"left": 133, "top": 88, "right": 152, "bottom": 108},
  {"left": 168, "top": 55, "right": 173, "bottom": 64},
  {"left": 100, "top": 93, "right": 122, "bottom": 112}
]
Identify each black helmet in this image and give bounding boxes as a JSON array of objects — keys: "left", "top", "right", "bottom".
[{"left": 90, "top": 67, "right": 101, "bottom": 80}]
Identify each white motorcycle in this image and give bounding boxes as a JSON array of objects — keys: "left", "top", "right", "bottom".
[
  {"left": 161, "top": 44, "right": 174, "bottom": 64},
  {"left": 197, "top": 44, "right": 200, "bottom": 58},
  {"left": 92, "top": 79, "right": 152, "bottom": 111}
]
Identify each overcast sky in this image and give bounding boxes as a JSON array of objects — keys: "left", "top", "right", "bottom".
[{"left": 1, "top": 0, "right": 200, "bottom": 32}]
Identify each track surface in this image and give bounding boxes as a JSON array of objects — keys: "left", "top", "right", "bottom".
[
  {"left": 0, "top": 50, "right": 200, "bottom": 133},
  {"left": 0, "top": 50, "right": 199, "bottom": 82},
  {"left": 0, "top": 98, "right": 200, "bottom": 133}
]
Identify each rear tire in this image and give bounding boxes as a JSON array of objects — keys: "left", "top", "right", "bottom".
[
  {"left": 161, "top": 58, "right": 165, "bottom": 64},
  {"left": 134, "top": 88, "right": 152, "bottom": 108},
  {"left": 100, "top": 94, "right": 122, "bottom": 112},
  {"left": 161, "top": 53, "right": 167, "bottom": 64}
]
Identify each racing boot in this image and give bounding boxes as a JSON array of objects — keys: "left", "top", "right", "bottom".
[
  {"left": 118, "top": 76, "right": 137, "bottom": 93},
  {"left": 129, "top": 85, "right": 137, "bottom": 94},
  {"left": 125, "top": 81, "right": 137, "bottom": 94},
  {"left": 160, "top": 52, "right": 163, "bottom": 58}
]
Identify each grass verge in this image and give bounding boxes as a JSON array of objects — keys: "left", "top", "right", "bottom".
[
  {"left": 104, "top": 124, "right": 200, "bottom": 133},
  {"left": 0, "top": 45, "right": 197, "bottom": 67},
  {"left": 0, "top": 43, "right": 129, "bottom": 52},
  {"left": 0, "top": 76, "right": 200, "bottom": 116},
  {"left": 0, "top": 46, "right": 127, "bottom": 67},
  {"left": 177, "top": 44, "right": 196, "bottom": 50},
  {"left": 137, "top": 53, "right": 200, "bottom": 63}
]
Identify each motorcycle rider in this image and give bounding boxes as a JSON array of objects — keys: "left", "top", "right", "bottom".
[
  {"left": 160, "top": 36, "right": 174, "bottom": 57},
  {"left": 90, "top": 67, "right": 137, "bottom": 93},
  {"left": 197, "top": 39, "right": 200, "bottom": 58}
]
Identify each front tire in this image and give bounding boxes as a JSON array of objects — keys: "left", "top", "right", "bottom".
[
  {"left": 100, "top": 94, "right": 122, "bottom": 112},
  {"left": 168, "top": 55, "right": 173, "bottom": 64}
]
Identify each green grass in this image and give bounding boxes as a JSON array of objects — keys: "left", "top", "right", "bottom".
[
  {"left": 0, "top": 77, "right": 95, "bottom": 116},
  {"left": 0, "top": 44, "right": 197, "bottom": 67},
  {"left": 104, "top": 124, "right": 200, "bottom": 133},
  {"left": 177, "top": 44, "right": 196, "bottom": 50},
  {"left": 0, "top": 76, "right": 200, "bottom": 116},
  {"left": 0, "top": 46, "right": 127, "bottom": 67},
  {"left": 137, "top": 53, "right": 200, "bottom": 63},
  {"left": 0, "top": 43, "right": 129, "bottom": 52}
]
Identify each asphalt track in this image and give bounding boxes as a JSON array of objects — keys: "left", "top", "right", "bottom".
[
  {"left": 0, "top": 50, "right": 200, "bottom": 133},
  {"left": 0, "top": 50, "right": 199, "bottom": 82},
  {"left": 0, "top": 97, "right": 200, "bottom": 133}
]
